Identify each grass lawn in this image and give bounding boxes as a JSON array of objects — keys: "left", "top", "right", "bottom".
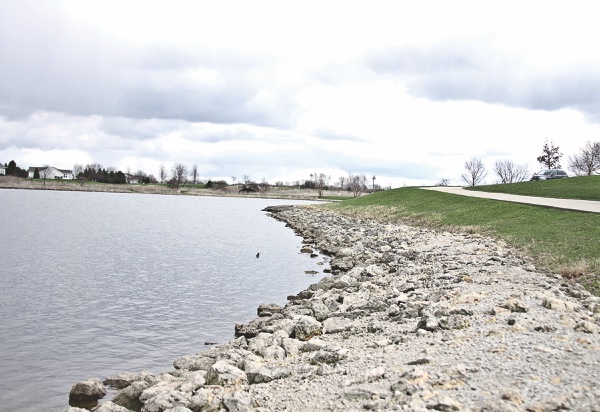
[
  {"left": 466, "top": 175, "right": 600, "bottom": 201},
  {"left": 325, "top": 187, "right": 600, "bottom": 294},
  {"left": 319, "top": 195, "right": 354, "bottom": 201}
]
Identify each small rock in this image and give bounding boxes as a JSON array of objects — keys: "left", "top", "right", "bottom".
[
  {"left": 427, "top": 395, "right": 463, "bottom": 411},
  {"left": 574, "top": 320, "right": 598, "bottom": 334},
  {"left": 366, "top": 366, "right": 386, "bottom": 382},
  {"left": 407, "top": 358, "right": 431, "bottom": 365},
  {"left": 310, "top": 347, "right": 348, "bottom": 365},
  {"left": 500, "top": 297, "right": 529, "bottom": 313},
  {"left": 416, "top": 315, "right": 439, "bottom": 332},
  {"left": 542, "top": 297, "right": 577, "bottom": 312},
  {"left": 438, "top": 315, "right": 471, "bottom": 330}
]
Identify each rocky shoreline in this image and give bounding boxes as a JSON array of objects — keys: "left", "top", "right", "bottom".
[{"left": 64, "top": 205, "right": 600, "bottom": 411}]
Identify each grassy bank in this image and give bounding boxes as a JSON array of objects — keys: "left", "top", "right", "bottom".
[
  {"left": 325, "top": 187, "right": 600, "bottom": 294},
  {"left": 467, "top": 175, "right": 600, "bottom": 201}
]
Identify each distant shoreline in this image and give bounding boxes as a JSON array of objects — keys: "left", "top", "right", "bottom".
[{"left": 0, "top": 177, "right": 344, "bottom": 202}]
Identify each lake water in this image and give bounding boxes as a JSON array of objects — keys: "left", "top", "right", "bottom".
[{"left": 0, "top": 189, "right": 327, "bottom": 411}]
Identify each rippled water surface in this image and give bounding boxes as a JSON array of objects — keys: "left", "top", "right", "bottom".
[{"left": 0, "top": 189, "right": 326, "bottom": 411}]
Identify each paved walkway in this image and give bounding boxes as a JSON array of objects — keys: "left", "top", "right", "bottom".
[{"left": 421, "top": 186, "right": 600, "bottom": 213}]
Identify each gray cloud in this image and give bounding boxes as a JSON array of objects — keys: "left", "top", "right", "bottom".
[
  {"left": 99, "top": 117, "right": 188, "bottom": 141},
  {"left": 368, "top": 38, "right": 491, "bottom": 75},
  {"left": 0, "top": 2, "right": 292, "bottom": 127},
  {"left": 310, "top": 129, "right": 367, "bottom": 143},
  {"left": 367, "top": 39, "right": 600, "bottom": 121}
]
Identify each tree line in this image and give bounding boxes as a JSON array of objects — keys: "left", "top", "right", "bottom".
[
  {"left": 74, "top": 163, "right": 157, "bottom": 184},
  {"left": 457, "top": 140, "right": 600, "bottom": 187},
  {"left": 1, "top": 160, "right": 28, "bottom": 178}
]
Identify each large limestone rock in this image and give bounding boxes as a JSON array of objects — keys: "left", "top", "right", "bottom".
[
  {"left": 113, "top": 380, "right": 154, "bottom": 411},
  {"left": 205, "top": 360, "right": 248, "bottom": 386},
  {"left": 257, "top": 303, "right": 283, "bottom": 317},
  {"left": 188, "top": 387, "right": 225, "bottom": 412},
  {"left": 104, "top": 371, "right": 154, "bottom": 389},
  {"left": 173, "top": 353, "right": 216, "bottom": 371},
  {"left": 293, "top": 315, "right": 323, "bottom": 341},
  {"left": 323, "top": 317, "right": 354, "bottom": 334},
  {"left": 92, "top": 401, "right": 134, "bottom": 411},
  {"left": 69, "top": 378, "right": 107, "bottom": 404},
  {"left": 222, "top": 391, "right": 252, "bottom": 412},
  {"left": 246, "top": 365, "right": 292, "bottom": 384}
]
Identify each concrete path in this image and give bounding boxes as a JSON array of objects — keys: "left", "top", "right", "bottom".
[{"left": 422, "top": 186, "right": 600, "bottom": 213}]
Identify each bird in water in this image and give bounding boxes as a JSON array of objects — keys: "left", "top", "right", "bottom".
[{"left": 256, "top": 252, "right": 260, "bottom": 258}]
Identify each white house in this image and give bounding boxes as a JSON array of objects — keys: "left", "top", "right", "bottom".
[
  {"left": 125, "top": 173, "right": 139, "bottom": 184},
  {"left": 28, "top": 166, "right": 75, "bottom": 180},
  {"left": 0, "top": 165, "right": 6, "bottom": 175}
]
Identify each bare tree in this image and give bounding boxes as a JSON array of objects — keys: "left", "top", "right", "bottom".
[
  {"left": 190, "top": 164, "right": 199, "bottom": 184},
  {"left": 242, "top": 174, "right": 251, "bottom": 186},
  {"left": 159, "top": 164, "right": 167, "bottom": 183},
  {"left": 569, "top": 141, "right": 600, "bottom": 176},
  {"left": 73, "top": 164, "right": 84, "bottom": 178},
  {"left": 314, "top": 172, "right": 331, "bottom": 197},
  {"left": 169, "top": 163, "right": 188, "bottom": 189},
  {"left": 73, "top": 164, "right": 85, "bottom": 186},
  {"left": 39, "top": 165, "right": 52, "bottom": 185},
  {"left": 493, "top": 160, "right": 529, "bottom": 183},
  {"left": 134, "top": 169, "right": 147, "bottom": 183},
  {"left": 461, "top": 158, "right": 487, "bottom": 187},
  {"left": 231, "top": 176, "right": 237, "bottom": 185},
  {"left": 348, "top": 173, "right": 367, "bottom": 198},
  {"left": 260, "top": 178, "right": 270, "bottom": 194},
  {"left": 338, "top": 176, "right": 346, "bottom": 191},
  {"left": 436, "top": 178, "right": 450, "bottom": 186},
  {"left": 537, "top": 140, "right": 562, "bottom": 169}
]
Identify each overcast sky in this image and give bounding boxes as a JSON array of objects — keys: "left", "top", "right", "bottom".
[{"left": 1, "top": 0, "right": 599, "bottom": 187}]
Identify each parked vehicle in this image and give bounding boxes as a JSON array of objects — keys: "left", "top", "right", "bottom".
[{"left": 530, "top": 169, "right": 568, "bottom": 181}]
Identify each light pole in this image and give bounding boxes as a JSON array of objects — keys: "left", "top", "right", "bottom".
[{"left": 372, "top": 175, "right": 376, "bottom": 192}]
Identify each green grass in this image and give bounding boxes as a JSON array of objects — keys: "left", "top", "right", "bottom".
[
  {"left": 325, "top": 187, "right": 600, "bottom": 294},
  {"left": 319, "top": 195, "right": 354, "bottom": 201},
  {"left": 466, "top": 175, "right": 600, "bottom": 201}
]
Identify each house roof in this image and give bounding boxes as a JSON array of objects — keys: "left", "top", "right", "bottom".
[{"left": 28, "top": 166, "right": 72, "bottom": 174}]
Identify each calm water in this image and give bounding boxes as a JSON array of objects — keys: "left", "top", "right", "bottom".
[{"left": 0, "top": 189, "right": 326, "bottom": 411}]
